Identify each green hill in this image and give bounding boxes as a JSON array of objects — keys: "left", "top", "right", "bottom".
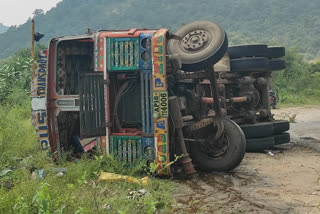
[
  {"left": 0, "top": 23, "right": 8, "bottom": 34},
  {"left": 0, "top": 0, "right": 320, "bottom": 59}
]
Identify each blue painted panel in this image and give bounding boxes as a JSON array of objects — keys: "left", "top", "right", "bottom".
[
  {"left": 142, "top": 137, "right": 155, "bottom": 160},
  {"left": 139, "top": 33, "right": 153, "bottom": 70},
  {"left": 140, "top": 70, "right": 153, "bottom": 134}
]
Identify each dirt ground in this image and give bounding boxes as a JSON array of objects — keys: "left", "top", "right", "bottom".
[{"left": 173, "top": 106, "right": 320, "bottom": 214}]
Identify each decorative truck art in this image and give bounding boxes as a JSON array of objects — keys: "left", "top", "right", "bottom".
[
  {"left": 31, "top": 50, "right": 50, "bottom": 153},
  {"left": 31, "top": 21, "right": 290, "bottom": 176}
]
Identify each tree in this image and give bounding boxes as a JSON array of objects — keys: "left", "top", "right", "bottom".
[{"left": 33, "top": 9, "right": 44, "bottom": 18}]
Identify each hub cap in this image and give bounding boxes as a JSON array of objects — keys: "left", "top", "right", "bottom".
[
  {"left": 182, "top": 30, "right": 209, "bottom": 52},
  {"left": 201, "top": 134, "right": 229, "bottom": 158}
]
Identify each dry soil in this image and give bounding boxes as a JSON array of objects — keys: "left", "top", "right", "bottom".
[{"left": 173, "top": 106, "right": 320, "bottom": 214}]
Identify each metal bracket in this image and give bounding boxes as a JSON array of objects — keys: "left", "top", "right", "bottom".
[
  {"left": 105, "top": 122, "right": 112, "bottom": 128},
  {"left": 168, "top": 32, "right": 183, "bottom": 40},
  {"left": 169, "top": 96, "right": 196, "bottom": 175},
  {"left": 167, "top": 53, "right": 182, "bottom": 70},
  {"left": 103, "top": 79, "right": 110, "bottom": 85},
  {"left": 207, "top": 66, "right": 224, "bottom": 140}
]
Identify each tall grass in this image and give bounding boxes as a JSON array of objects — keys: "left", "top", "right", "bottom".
[
  {"left": 0, "top": 46, "right": 177, "bottom": 213},
  {"left": 0, "top": 89, "right": 38, "bottom": 167},
  {"left": 0, "top": 93, "right": 175, "bottom": 214}
]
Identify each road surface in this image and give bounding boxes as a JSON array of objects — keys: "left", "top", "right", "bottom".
[{"left": 173, "top": 105, "right": 320, "bottom": 214}]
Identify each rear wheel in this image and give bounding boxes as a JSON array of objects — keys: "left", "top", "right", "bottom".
[
  {"left": 269, "top": 59, "right": 286, "bottom": 70},
  {"left": 240, "top": 120, "right": 290, "bottom": 139},
  {"left": 230, "top": 57, "right": 269, "bottom": 72},
  {"left": 167, "top": 21, "right": 228, "bottom": 72},
  {"left": 227, "top": 45, "right": 285, "bottom": 59},
  {"left": 272, "top": 120, "right": 290, "bottom": 134},
  {"left": 228, "top": 44, "right": 268, "bottom": 59},
  {"left": 245, "top": 132, "right": 290, "bottom": 152},
  {"left": 274, "top": 132, "right": 290, "bottom": 145},
  {"left": 189, "top": 118, "right": 246, "bottom": 171},
  {"left": 240, "top": 122, "right": 274, "bottom": 139},
  {"left": 267, "top": 47, "right": 285, "bottom": 58},
  {"left": 246, "top": 137, "right": 275, "bottom": 152}
]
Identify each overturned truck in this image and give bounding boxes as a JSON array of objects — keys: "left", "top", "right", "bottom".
[{"left": 31, "top": 21, "right": 289, "bottom": 176}]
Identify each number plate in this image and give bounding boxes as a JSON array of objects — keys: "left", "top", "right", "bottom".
[{"left": 153, "top": 91, "right": 168, "bottom": 117}]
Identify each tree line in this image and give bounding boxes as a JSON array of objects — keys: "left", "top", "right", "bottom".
[{"left": 1, "top": 0, "right": 320, "bottom": 59}]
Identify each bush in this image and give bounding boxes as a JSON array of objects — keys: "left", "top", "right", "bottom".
[
  {"left": 0, "top": 44, "right": 46, "bottom": 102},
  {"left": 273, "top": 49, "right": 320, "bottom": 104},
  {"left": 0, "top": 95, "right": 38, "bottom": 167}
]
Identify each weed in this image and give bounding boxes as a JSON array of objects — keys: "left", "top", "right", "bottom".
[
  {"left": 147, "top": 154, "right": 182, "bottom": 177},
  {"left": 13, "top": 197, "right": 29, "bottom": 214},
  {"left": 32, "top": 183, "right": 51, "bottom": 213},
  {"left": 75, "top": 207, "right": 88, "bottom": 214}
]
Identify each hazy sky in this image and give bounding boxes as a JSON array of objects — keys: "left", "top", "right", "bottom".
[{"left": 0, "top": 0, "right": 63, "bottom": 26}]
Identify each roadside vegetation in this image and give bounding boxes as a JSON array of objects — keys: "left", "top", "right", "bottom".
[
  {"left": 273, "top": 48, "right": 320, "bottom": 105},
  {"left": 0, "top": 93, "right": 175, "bottom": 213},
  {"left": 0, "top": 46, "right": 176, "bottom": 213}
]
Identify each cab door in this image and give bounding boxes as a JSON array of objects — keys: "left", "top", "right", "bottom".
[{"left": 79, "top": 72, "right": 106, "bottom": 139}]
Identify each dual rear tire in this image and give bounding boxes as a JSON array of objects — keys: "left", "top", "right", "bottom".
[{"left": 240, "top": 120, "right": 290, "bottom": 152}]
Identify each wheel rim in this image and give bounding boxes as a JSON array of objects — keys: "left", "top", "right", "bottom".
[
  {"left": 181, "top": 30, "right": 210, "bottom": 52},
  {"left": 200, "top": 134, "right": 230, "bottom": 158}
]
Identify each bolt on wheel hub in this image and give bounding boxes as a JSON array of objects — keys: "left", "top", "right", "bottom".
[{"left": 182, "top": 30, "right": 209, "bottom": 51}]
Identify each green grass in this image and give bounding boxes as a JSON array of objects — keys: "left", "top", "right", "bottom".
[
  {"left": 276, "top": 89, "right": 320, "bottom": 108},
  {"left": 0, "top": 156, "right": 175, "bottom": 213},
  {"left": 0, "top": 95, "right": 176, "bottom": 214}
]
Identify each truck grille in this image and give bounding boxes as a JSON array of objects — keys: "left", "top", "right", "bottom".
[
  {"left": 140, "top": 70, "right": 153, "bottom": 134},
  {"left": 110, "top": 136, "right": 142, "bottom": 164},
  {"left": 107, "top": 38, "right": 139, "bottom": 71}
]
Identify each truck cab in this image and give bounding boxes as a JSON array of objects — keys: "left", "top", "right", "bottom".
[{"left": 31, "top": 29, "right": 175, "bottom": 174}]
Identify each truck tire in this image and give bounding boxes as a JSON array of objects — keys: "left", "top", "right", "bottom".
[
  {"left": 240, "top": 120, "right": 290, "bottom": 139},
  {"left": 240, "top": 122, "right": 274, "bottom": 139},
  {"left": 269, "top": 59, "right": 286, "bottom": 70},
  {"left": 274, "top": 132, "right": 290, "bottom": 145},
  {"left": 246, "top": 133, "right": 290, "bottom": 152},
  {"left": 189, "top": 118, "right": 246, "bottom": 171},
  {"left": 272, "top": 120, "right": 290, "bottom": 134},
  {"left": 230, "top": 57, "right": 269, "bottom": 72},
  {"left": 246, "top": 136, "right": 275, "bottom": 152},
  {"left": 227, "top": 44, "right": 268, "bottom": 59},
  {"left": 167, "top": 21, "right": 228, "bottom": 72},
  {"left": 267, "top": 47, "right": 285, "bottom": 58},
  {"left": 228, "top": 45, "right": 285, "bottom": 59}
]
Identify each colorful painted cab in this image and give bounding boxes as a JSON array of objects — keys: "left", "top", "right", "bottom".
[{"left": 31, "top": 29, "right": 171, "bottom": 175}]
